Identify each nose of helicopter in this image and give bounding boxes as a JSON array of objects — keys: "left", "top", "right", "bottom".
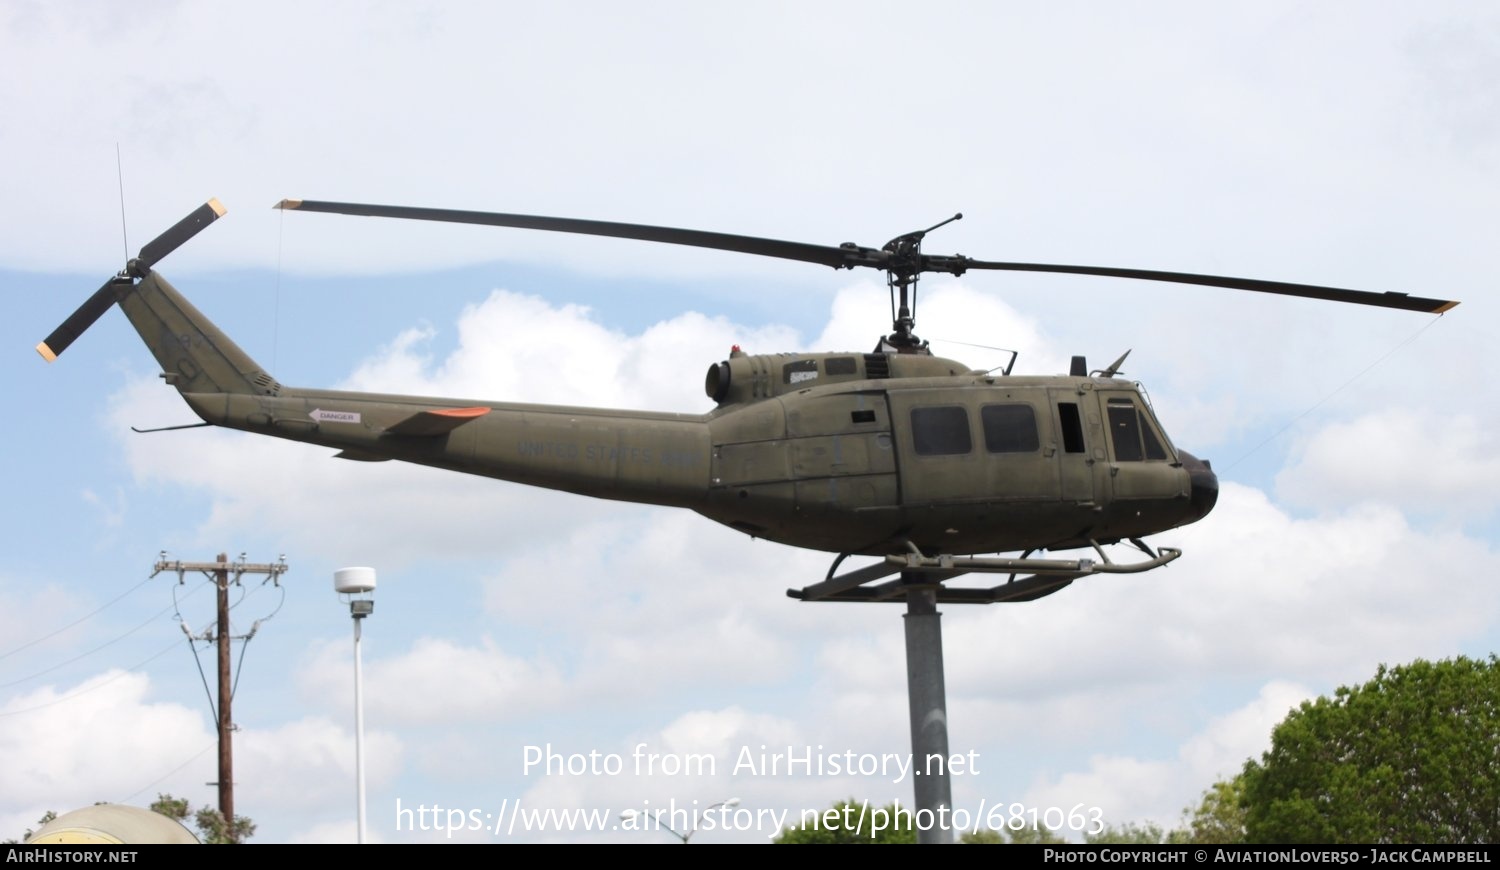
[{"left": 1179, "top": 450, "right": 1219, "bottom": 524}]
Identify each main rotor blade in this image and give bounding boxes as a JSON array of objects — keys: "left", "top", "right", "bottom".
[
  {"left": 947, "top": 259, "right": 1459, "bottom": 314},
  {"left": 275, "top": 200, "right": 1458, "bottom": 314},
  {"left": 276, "top": 199, "right": 870, "bottom": 270},
  {"left": 36, "top": 277, "right": 123, "bottom": 361},
  {"left": 135, "top": 198, "right": 227, "bottom": 273}
]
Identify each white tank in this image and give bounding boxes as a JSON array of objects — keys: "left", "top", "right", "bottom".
[{"left": 27, "top": 804, "right": 199, "bottom": 844}]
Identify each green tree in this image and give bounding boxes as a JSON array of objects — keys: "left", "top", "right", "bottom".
[
  {"left": 774, "top": 799, "right": 916, "bottom": 844},
  {"left": 961, "top": 822, "right": 1069, "bottom": 844},
  {"left": 1241, "top": 655, "right": 1500, "bottom": 844},
  {"left": 1174, "top": 775, "right": 1247, "bottom": 844},
  {"left": 1086, "top": 821, "right": 1169, "bottom": 844},
  {"left": 150, "top": 793, "right": 256, "bottom": 844},
  {"left": 1007, "top": 821, "right": 1069, "bottom": 844},
  {"left": 954, "top": 822, "right": 1074, "bottom": 840}
]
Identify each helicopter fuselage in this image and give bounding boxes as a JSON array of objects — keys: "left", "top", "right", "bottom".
[
  {"left": 135, "top": 272, "right": 1215, "bottom": 558},
  {"left": 700, "top": 351, "right": 1216, "bottom": 555}
]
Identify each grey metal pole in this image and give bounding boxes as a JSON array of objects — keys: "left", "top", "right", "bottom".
[
  {"left": 903, "top": 579, "right": 952, "bottom": 844},
  {"left": 353, "top": 610, "right": 367, "bottom": 844}
]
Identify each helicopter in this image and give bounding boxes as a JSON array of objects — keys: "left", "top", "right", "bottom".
[{"left": 37, "top": 200, "right": 1458, "bottom": 603}]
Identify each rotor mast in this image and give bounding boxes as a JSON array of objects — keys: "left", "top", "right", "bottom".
[{"left": 879, "top": 213, "right": 963, "bottom": 352}]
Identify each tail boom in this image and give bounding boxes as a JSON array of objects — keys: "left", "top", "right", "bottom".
[{"left": 186, "top": 388, "right": 713, "bottom": 508}]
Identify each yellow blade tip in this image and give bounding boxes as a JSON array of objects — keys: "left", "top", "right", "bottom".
[
  {"left": 35, "top": 342, "right": 57, "bottom": 362},
  {"left": 274, "top": 198, "right": 303, "bottom": 210},
  {"left": 207, "top": 198, "right": 227, "bottom": 217}
]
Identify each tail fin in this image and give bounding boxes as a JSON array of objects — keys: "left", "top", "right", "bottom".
[{"left": 119, "top": 272, "right": 280, "bottom": 396}]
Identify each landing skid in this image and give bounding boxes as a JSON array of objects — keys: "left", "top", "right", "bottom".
[{"left": 788, "top": 540, "right": 1182, "bottom": 604}]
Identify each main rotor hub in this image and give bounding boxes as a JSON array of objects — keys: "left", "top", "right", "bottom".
[{"left": 877, "top": 214, "right": 962, "bottom": 352}]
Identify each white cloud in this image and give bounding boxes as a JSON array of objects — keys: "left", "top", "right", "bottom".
[
  {"left": 235, "top": 716, "right": 402, "bottom": 813},
  {"left": 298, "top": 636, "right": 564, "bottom": 725},
  {"left": 813, "top": 481, "right": 1500, "bottom": 705},
  {"left": 1020, "top": 681, "right": 1310, "bottom": 834},
  {"left": 0, "top": 668, "right": 401, "bottom": 842},
  {"left": 0, "top": 580, "right": 96, "bottom": 665},
  {"left": 80, "top": 488, "right": 128, "bottom": 530},
  {"left": 343, "top": 288, "right": 802, "bottom": 412},
  {"left": 1277, "top": 408, "right": 1500, "bottom": 516},
  {"left": 0, "top": 671, "right": 210, "bottom": 814}
]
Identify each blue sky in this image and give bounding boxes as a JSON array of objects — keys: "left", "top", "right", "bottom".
[{"left": 2, "top": 1, "right": 1497, "bottom": 843}]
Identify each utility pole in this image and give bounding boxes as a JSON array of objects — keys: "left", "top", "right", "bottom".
[{"left": 154, "top": 552, "right": 288, "bottom": 842}]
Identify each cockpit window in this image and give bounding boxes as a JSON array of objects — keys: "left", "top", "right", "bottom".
[
  {"left": 1107, "top": 401, "right": 1143, "bottom": 461},
  {"left": 1141, "top": 418, "right": 1167, "bottom": 461},
  {"left": 911, "top": 406, "right": 972, "bottom": 456},
  {"left": 1107, "top": 398, "right": 1168, "bottom": 462},
  {"left": 981, "top": 404, "right": 1039, "bottom": 453}
]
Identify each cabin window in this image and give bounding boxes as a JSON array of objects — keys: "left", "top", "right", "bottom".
[
  {"left": 1058, "top": 402, "right": 1085, "bottom": 453},
  {"left": 1107, "top": 398, "right": 1167, "bottom": 462},
  {"left": 980, "top": 404, "right": 1039, "bottom": 453},
  {"left": 825, "top": 356, "right": 857, "bottom": 375},
  {"left": 911, "top": 406, "right": 972, "bottom": 456}
]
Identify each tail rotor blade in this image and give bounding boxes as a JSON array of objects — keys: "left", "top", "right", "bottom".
[
  {"left": 37, "top": 198, "right": 225, "bottom": 362},
  {"left": 36, "top": 277, "right": 125, "bottom": 362},
  {"left": 135, "top": 198, "right": 226, "bottom": 274}
]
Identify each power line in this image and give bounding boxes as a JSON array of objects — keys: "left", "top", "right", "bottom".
[
  {"left": 118, "top": 741, "right": 218, "bottom": 805},
  {"left": 1221, "top": 315, "right": 1447, "bottom": 473},
  {"left": 0, "top": 574, "right": 155, "bottom": 663},
  {"left": 0, "top": 581, "right": 209, "bottom": 689},
  {"left": 0, "top": 638, "right": 181, "bottom": 717}
]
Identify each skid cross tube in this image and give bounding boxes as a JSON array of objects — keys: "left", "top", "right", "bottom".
[{"left": 788, "top": 543, "right": 1181, "bottom": 604}]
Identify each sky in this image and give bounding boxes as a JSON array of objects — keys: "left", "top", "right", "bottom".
[{"left": 1, "top": 1, "right": 1497, "bottom": 844}]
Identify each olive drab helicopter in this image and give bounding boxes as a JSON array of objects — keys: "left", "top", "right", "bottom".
[{"left": 37, "top": 200, "right": 1459, "bottom": 604}]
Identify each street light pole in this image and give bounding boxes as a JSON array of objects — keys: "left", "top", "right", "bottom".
[{"left": 335, "top": 567, "right": 377, "bottom": 845}]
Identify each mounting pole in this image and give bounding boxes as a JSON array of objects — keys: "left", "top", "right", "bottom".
[{"left": 903, "top": 575, "right": 953, "bottom": 844}]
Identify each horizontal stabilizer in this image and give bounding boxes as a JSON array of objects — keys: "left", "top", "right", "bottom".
[{"left": 387, "top": 406, "right": 490, "bottom": 437}]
